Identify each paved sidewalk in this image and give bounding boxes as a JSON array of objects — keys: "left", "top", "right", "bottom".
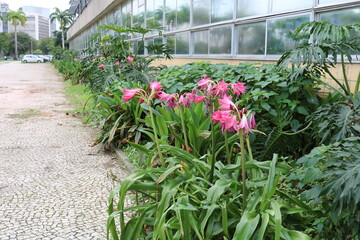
[{"left": 0, "top": 62, "right": 125, "bottom": 239}]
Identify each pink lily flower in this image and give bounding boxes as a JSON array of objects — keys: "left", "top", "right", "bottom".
[
  {"left": 115, "top": 61, "right": 120, "bottom": 66},
  {"left": 239, "top": 115, "right": 251, "bottom": 133},
  {"left": 214, "top": 80, "right": 229, "bottom": 97},
  {"left": 232, "top": 82, "right": 246, "bottom": 96},
  {"left": 249, "top": 112, "right": 257, "bottom": 129},
  {"left": 218, "top": 95, "right": 235, "bottom": 110},
  {"left": 211, "top": 110, "right": 231, "bottom": 123},
  {"left": 223, "top": 115, "right": 240, "bottom": 132},
  {"left": 149, "top": 81, "right": 162, "bottom": 92},
  {"left": 127, "top": 56, "right": 134, "bottom": 63},
  {"left": 123, "top": 89, "right": 142, "bottom": 102},
  {"left": 98, "top": 64, "right": 106, "bottom": 69},
  {"left": 178, "top": 94, "right": 191, "bottom": 108},
  {"left": 197, "top": 77, "right": 212, "bottom": 90},
  {"left": 193, "top": 95, "right": 205, "bottom": 103}
]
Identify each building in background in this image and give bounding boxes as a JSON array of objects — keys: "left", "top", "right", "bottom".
[
  {"left": 20, "top": 6, "right": 56, "bottom": 37},
  {"left": 8, "top": 13, "right": 50, "bottom": 40},
  {"left": 0, "top": 1, "right": 10, "bottom": 33}
]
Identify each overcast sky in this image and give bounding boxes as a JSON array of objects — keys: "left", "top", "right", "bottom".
[{"left": 6, "top": 0, "right": 70, "bottom": 12}]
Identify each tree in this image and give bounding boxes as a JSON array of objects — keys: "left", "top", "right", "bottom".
[
  {"left": 37, "top": 37, "right": 55, "bottom": 54},
  {"left": 0, "top": 32, "right": 10, "bottom": 57},
  {"left": 8, "top": 32, "right": 33, "bottom": 56},
  {"left": 50, "top": 8, "right": 72, "bottom": 49},
  {"left": 6, "top": 10, "right": 27, "bottom": 59}
]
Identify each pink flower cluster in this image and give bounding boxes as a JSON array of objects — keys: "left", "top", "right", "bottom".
[
  {"left": 211, "top": 96, "right": 256, "bottom": 134},
  {"left": 123, "top": 81, "right": 162, "bottom": 102},
  {"left": 159, "top": 90, "right": 205, "bottom": 108},
  {"left": 98, "top": 64, "right": 106, "bottom": 70},
  {"left": 127, "top": 56, "right": 134, "bottom": 63},
  {"left": 197, "top": 77, "right": 246, "bottom": 97}
]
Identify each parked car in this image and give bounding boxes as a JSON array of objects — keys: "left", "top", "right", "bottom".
[{"left": 21, "top": 55, "right": 44, "bottom": 63}]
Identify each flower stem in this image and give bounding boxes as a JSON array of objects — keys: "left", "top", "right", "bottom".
[
  {"left": 224, "top": 132, "right": 231, "bottom": 164},
  {"left": 179, "top": 106, "right": 189, "bottom": 152},
  {"left": 246, "top": 135, "right": 258, "bottom": 179},
  {"left": 239, "top": 130, "right": 247, "bottom": 211},
  {"left": 209, "top": 120, "right": 216, "bottom": 183},
  {"left": 148, "top": 103, "right": 165, "bottom": 166}
]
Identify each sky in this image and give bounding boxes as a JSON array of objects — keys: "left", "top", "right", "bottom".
[{"left": 6, "top": 0, "right": 70, "bottom": 12}]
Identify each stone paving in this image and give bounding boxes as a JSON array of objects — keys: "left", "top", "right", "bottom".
[{"left": 0, "top": 62, "right": 126, "bottom": 239}]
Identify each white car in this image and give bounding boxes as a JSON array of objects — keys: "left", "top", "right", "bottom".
[{"left": 21, "top": 55, "right": 44, "bottom": 63}]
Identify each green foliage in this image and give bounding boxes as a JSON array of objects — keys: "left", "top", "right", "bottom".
[
  {"left": 306, "top": 93, "right": 360, "bottom": 145},
  {"left": 277, "top": 21, "right": 360, "bottom": 97},
  {"left": 108, "top": 153, "right": 312, "bottom": 239},
  {"left": 157, "top": 62, "right": 321, "bottom": 160},
  {"left": 8, "top": 32, "right": 34, "bottom": 56},
  {"left": 290, "top": 137, "right": 360, "bottom": 239}
]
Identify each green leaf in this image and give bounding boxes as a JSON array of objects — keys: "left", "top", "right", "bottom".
[
  {"left": 232, "top": 211, "right": 260, "bottom": 240},
  {"left": 303, "top": 167, "right": 322, "bottom": 183},
  {"left": 296, "top": 106, "right": 309, "bottom": 115}
]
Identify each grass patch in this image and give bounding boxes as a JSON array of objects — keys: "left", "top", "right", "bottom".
[
  {"left": 121, "top": 145, "right": 143, "bottom": 170},
  {"left": 8, "top": 109, "right": 40, "bottom": 119},
  {"left": 64, "top": 80, "right": 94, "bottom": 118}
]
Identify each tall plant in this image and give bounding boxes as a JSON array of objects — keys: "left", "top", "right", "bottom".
[
  {"left": 6, "top": 10, "right": 27, "bottom": 59},
  {"left": 277, "top": 21, "right": 360, "bottom": 98},
  {"left": 50, "top": 8, "right": 72, "bottom": 49}
]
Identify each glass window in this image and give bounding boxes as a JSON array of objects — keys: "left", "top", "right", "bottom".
[
  {"left": 166, "top": 36, "right": 175, "bottom": 54},
  {"left": 193, "top": 0, "right": 210, "bottom": 26},
  {"left": 320, "top": 8, "right": 360, "bottom": 25},
  {"left": 271, "top": 0, "right": 312, "bottom": 13},
  {"left": 237, "top": 22, "right": 265, "bottom": 54},
  {"left": 267, "top": 14, "right": 310, "bottom": 55},
  {"left": 146, "top": 0, "right": 154, "bottom": 19},
  {"left": 210, "top": 27, "right": 232, "bottom": 54},
  {"left": 114, "top": 7, "right": 121, "bottom": 25},
  {"left": 237, "top": 0, "right": 268, "bottom": 18},
  {"left": 122, "top": 2, "right": 131, "bottom": 27},
  {"left": 194, "top": 30, "right": 209, "bottom": 54},
  {"left": 146, "top": 39, "right": 154, "bottom": 54},
  {"left": 165, "top": 0, "right": 176, "bottom": 11},
  {"left": 176, "top": 32, "right": 189, "bottom": 54},
  {"left": 133, "top": 40, "right": 144, "bottom": 55},
  {"left": 154, "top": 0, "right": 163, "bottom": 25},
  {"left": 177, "top": 0, "right": 190, "bottom": 29},
  {"left": 211, "top": 0, "right": 233, "bottom": 23}
]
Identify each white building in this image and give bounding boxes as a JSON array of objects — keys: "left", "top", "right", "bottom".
[{"left": 8, "top": 13, "right": 50, "bottom": 40}]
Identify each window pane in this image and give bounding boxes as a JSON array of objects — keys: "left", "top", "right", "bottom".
[
  {"left": 154, "top": 0, "right": 163, "bottom": 25},
  {"left": 210, "top": 27, "right": 232, "bottom": 54},
  {"left": 146, "top": 0, "right": 154, "bottom": 18},
  {"left": 147, "top": 39, "right": 154, "bottom": 54},
  {"left": 133, "top": 40, "right": 144, "bottom": 55},
  {"left": 166, "top": 36, "right": 175, "bottom": 54},
  {"left": 165, "top": 11, "right": 176, "bottom": 31},
  {"left": 177, "top": 0, "right": 190, "bottom": 29},
  {"left": 267, "top": 15, "right": 310, "bottom": 55},
  {"left": 165, "top": 0, "right": 176, "bottom": 11},
  {"left": 237, "top": 22, "right": 265, "bottom": 54},
  {"left": 237, "top": 0, "right": 268, "bottom": 18},
  {"left": 211, "top": 0, "right": 233, "bottom": 23},
  {"left": 176, "top": 32, "right": 189, "bottom": 54},
  {"left": 320, "top": 8, "right": 360, "bottom": 25},
  {"left": 193, "top": 0, "right": 210, "bottom": 26},
  {"left": 272, "top": 0, "right": 312, "bottom": 13},
  {"left": 194, "top": 30, "right": 209, "bottom": 54}
]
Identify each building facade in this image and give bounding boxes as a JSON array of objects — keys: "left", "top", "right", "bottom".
[
  {"left": 8, "top": 13, "right": 50, "bottom": 40},
  {"left": 0, "top": 1, "right": 10, "bottom": 33},
  {"left": 20, "top": 6, "right": 56, "bottom": 37},
  {"left": 68, "top": 0, "right": 360, "bottom": 61}
]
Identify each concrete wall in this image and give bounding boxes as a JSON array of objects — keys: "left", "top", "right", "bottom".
[
  {"left": 153, "top": 57, "right": 360, "bottom": 93},
  {"left": 67, "top": 0, "right": 122, "bottom": 40}
]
